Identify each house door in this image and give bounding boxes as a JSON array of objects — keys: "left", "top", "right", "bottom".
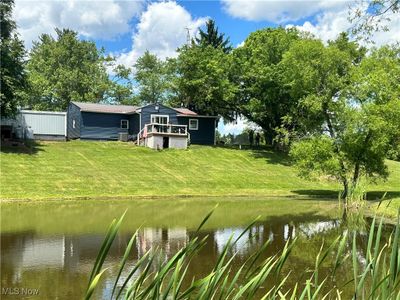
[{"left": 163, "top": 137, "right": 169, "bottom": 149}]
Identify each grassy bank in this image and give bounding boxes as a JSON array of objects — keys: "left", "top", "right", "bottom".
[{"left": 1, "top": 141, "right": 399, "bottom": 215}]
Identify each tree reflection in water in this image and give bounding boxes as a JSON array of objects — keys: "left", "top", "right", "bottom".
[{"left": 1, "top": 214, "right": 394, "bottom": 299}]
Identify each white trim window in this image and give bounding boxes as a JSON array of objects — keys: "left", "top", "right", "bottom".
[
  {"left": 189, "top": 119, "right": 199, "bottom": 130},
  {"left": 151, "top": 114, "right": 169, "bottom": 124},
  {"left": 121, "top": 119, "right": 129, "bottom": 129}
]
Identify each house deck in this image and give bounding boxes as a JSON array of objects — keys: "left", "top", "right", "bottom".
[{"left": 138, "top": 123, "right": 190, "bottom": 149}]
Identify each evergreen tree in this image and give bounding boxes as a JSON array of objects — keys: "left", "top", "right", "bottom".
[{"left": 194, "top": 19, "right": 232, "bottom": 53}]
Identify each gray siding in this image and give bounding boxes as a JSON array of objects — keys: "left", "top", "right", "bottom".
[
  {"left": 67, "top": 103, "right": 81, "bottom": 139},
  {"left": 80, "top": 112, "right": 130, "bottom": 140},
  {"left": 178, "top": 117, "right": 217, "bottom": 145},
  {"left": 140, "top": 104, "right": 178, "bottom": 130},
  {"left": 20, "top": 110, "right": 66, "bottom": 136}
]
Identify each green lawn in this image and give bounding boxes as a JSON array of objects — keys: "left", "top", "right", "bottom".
[{"left": 1, "top": 141, "right": 399, "bottom": 216}]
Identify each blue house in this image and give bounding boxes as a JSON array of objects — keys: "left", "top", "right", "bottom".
[{"left": 67, "top": 102, "right": 218, "bottom": 149}]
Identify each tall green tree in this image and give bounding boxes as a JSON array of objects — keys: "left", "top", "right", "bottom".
[
  {"left": 134, "top": 51, "right": 168, "bottom": 104},
  {"left": 194, "top": 19, "right": 232, "bottom": 53},
  {"left": 106, "top": 62, "right": 138, "bottom": 105},
  {"left": 286, "top": 39, "right": 399, "bottom": 202},
  {"left": 0, "top": 0, "right": 27, "bottom": 117},
  {"left": 232, "top": 27, "right": 300, "bottom": 145},
  {"left": 168, "top": 45, "right": 237, "bottom": 119},
  {"left": 281, "top": 34, "right": 365, "bottom": 136},
  {"left": 25, "top": 28, "right": 110, "bottom": 111}
]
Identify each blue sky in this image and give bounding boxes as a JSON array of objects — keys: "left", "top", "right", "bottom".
[
  {"left": 14, "top": 1, "right": 400, "bottom": 134},
  {"left": 91, "top": 1, "right": 317, "bottom": 55}
]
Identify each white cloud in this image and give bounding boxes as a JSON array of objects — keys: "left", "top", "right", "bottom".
[
  {"left": 218, "top": 117, "right": 246, "bottom": 135},
  {"left": 221, "top": 0, "right": 348, "bottom": 23},
  {"left": 222, "top": 0, "right": 399, "bottom": 46},
  {"left": 14, "top": 0, "right": 144, "bottom": 48},
  {"left": 236, "top": 41, "right": 245, "bottom": 48},
  {"left": 116, "top": 1, "right": 208, "bottom": 68},
  {"left": 287, "top": 9, "right": 349, "bottom": 42},
  {"left": 288, "top": 7, "right": 400, "bottom": 46}
]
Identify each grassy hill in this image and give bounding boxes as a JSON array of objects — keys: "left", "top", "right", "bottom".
[{"left": 1, "top": 141, "right": 399, "bottom": 215}]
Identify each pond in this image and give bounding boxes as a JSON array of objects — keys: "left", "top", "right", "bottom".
[{"left": 0, "top": 198, "right": 395, "bottom": 299}]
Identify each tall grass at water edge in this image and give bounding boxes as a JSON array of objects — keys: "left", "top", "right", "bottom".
[{"left": 85, "top": 209, "right": 400, "bottom": 300}]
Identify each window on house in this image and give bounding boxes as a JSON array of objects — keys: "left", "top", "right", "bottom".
[
  {"left": 121, "top": 119, "right": 129, "bottom": 129},
  {"left": 151, "top": 115, "right": 169, "bottom": 124},
  {"left": 189, "top": 119, "right": 198, "bottom": 130},
  {"left": 72, "top": 119, "right": 76, "bottom": 129}
]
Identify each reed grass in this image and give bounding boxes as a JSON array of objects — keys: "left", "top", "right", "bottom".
[{"left": 86, "top": 209, "right": 400, "bottom": 299}]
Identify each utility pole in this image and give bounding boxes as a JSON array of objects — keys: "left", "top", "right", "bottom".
[{"left": 185, "top": 27, "right": 191, "bottom": 45}]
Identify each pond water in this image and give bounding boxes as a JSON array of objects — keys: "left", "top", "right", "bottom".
[{"left": 0, "top": 198, "right": 395, "bottom": 299}]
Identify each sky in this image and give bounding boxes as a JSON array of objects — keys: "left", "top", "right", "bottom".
[{"left": 13, "top": 0, "right": 400, "bottom": 134}]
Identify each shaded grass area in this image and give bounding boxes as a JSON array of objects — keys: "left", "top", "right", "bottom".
[
  {"left": 1, "top": 141, "right": 399, "bottom": 216},
  {"left": 0, "top": 139, "right": 45, "bottom": 155},
  {"left": 370, "top": 198, "right": 400, "bottom": 219}
]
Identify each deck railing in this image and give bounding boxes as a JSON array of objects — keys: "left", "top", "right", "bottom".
[
  {"left": 137, "top": 123, "right": 188, "bottom": 145},
  {"left": 146, "top": 123, "right": 188, "bottom": 135}
]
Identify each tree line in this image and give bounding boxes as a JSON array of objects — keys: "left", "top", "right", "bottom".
[{"left": 1, "top": 0, "right": 399, "bottom": 202}]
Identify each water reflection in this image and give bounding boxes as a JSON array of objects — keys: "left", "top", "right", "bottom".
[{"left": 0, "top": 217, "right": 393, "bottom": 300}]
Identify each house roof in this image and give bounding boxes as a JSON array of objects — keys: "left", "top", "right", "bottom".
[
  {"left": 176, "top": 114, "right": 219, "bottom": 118},
  {"left": 173, "top": 107, "right": 198, "bottom": 116},
  {"left": 72, "top": 102, "right": 138, "bottom": 114},
  {"left": 174, "top": 107, "right": 218, "bottom": 118},
  {"left": 71, "top": 102, "right": 219, "bottom": 118}
]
